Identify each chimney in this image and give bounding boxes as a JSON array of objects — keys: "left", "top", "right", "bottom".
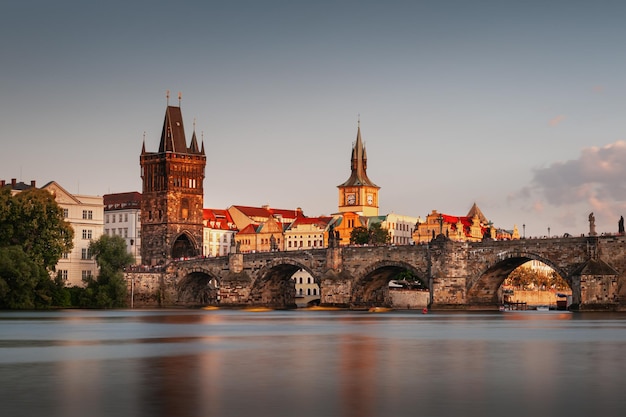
[
  {"left": 11, "top": 178, "right": 16, "bottom": 187},
  {"left": 0, "top": 180, "right": 5, "bottom": 187},
  {"left": 30, "top": 180, "right": 36, "bottom": 188}
]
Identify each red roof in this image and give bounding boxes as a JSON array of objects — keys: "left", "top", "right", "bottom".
[
  {"left": 289, "top": 216, "right": 332, "bottom": 228},
  {"left": 237, "top": 223, "right": 259, "bottom": 235},
  {"left": 232, "top": 205, "right": 305, "bottom": 219},
  {"left": 203, "top": 208, "right": 237, "bottom": 230}
]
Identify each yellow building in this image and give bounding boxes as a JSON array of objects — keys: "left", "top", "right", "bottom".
[
  {"left": 413, "top": 203, "right": 494, "bottom": 243},
  {"left": 284, "top": 216, "right": 332, "bottom": 250}
]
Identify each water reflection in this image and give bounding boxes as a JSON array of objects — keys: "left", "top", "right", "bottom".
[{"left": 1, "top": 310, "right": 626, "bottom": 417}]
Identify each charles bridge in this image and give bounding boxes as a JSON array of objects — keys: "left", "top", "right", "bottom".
[{"left": 126, "top": 234, "right": 626, "bottom": 311}]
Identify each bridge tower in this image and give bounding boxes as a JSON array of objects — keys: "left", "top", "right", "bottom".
[
  {"left": 337, "top": 119, "right": 380, "bottom": 216},
  {"left": 139, "top": 94, "right": 206, "bottom": 265}
]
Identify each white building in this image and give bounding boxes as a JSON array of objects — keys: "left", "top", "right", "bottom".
[
  {"left": 371, "top": 213, "right": 420, "bottom": 245},
  {"left": 291, "top": 269, "right": 320, "bottom": 307},
  {"left": 203, "top": 208, "right": 238, "bottom": 257},
  {"left": 103, "top": 192, "right": 142, "bottom": 264},
  {"left": 41, "top": 181, "right": 104, "bottom": 287}
]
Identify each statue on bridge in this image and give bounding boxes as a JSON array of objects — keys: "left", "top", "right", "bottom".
[
  {"left": 589, "top": 212, "right": 597, "bottom": 236},
  {"left": 619, "top": 216, "right": 624, "bottom": 235}
]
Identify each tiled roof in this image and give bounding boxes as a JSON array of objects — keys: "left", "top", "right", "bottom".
[
  {"left": 238, "top": 223, "right": 259, "bottom": 235},
  {"left": 232, "top": 205, "right": 304, "bottom": 219},
  {"left": 203, "top": 208, "right": 237, "bottom": 230},
  {"left": 103, "top": 192, "right": 141, "bottom": 210}
]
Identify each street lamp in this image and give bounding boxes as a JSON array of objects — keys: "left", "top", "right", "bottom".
[
  {"left": 523, "top": 224, "right": 526, "bottom": 239},
  {"left": 548, "top": 226, "right": 551, "bottom": 238}
]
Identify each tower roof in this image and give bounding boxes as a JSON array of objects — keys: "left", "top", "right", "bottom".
[
  {"left": 466, "top": 202, "right": 488, "bottom": 224},
  {"left": 158, "top": 106, "right": 201, "bottom": 154},
  {"left": 338, "top": 123, "right": 378, "bottom": 188}
]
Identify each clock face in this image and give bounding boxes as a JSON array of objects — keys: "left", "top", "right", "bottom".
[
  {"left": 367, "top": 194, "right": 374, "bottom": 205},
  {"left": 346, "top": 193, "right": 356, "bottom": 205}
]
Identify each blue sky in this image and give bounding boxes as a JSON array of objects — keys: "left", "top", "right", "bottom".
[{"left": 2, "top": 0, "right": 626, "bottom": 238}]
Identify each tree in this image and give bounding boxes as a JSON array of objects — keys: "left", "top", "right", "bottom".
[
  {"left": 0, "top": 188, "right": 73, "bottom": 270},
  {"left": 0, "top": 246, "right": 51, "bottom": 309},
  {"left": 350, "top": 223, "right": 391, "bottom": 245},
  {"left": 0, "top": 188, "right": 74, "bottom": 309},
  {"left": 83, "top": 235, "right": 134, "bottom": 308}
]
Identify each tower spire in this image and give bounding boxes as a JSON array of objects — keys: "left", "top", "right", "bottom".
[{"left": 166, "top": 90, "right": 170, "bottom": 106}]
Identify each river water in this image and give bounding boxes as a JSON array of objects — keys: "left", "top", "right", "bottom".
[{"left": 1, "top": 309, "right": 626, "bottom": 417}]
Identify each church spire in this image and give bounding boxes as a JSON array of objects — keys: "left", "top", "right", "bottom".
[{"left": 339, "top": 119, "right": 378, "bottom": 188}]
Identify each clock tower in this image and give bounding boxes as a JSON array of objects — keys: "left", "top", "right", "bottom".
[{"left": 337, "top": 121, "right": 379, "bottom": 216}]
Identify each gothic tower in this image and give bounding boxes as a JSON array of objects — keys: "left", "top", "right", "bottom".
[
  {"left": 140, "top": 99, "right": 206, "bottom": 265},
  {"left": 337, "top": 121, "right": 380, "bottom": 216}
]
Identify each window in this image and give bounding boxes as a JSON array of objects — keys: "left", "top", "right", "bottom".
[
  {"left": 105, "top": 215, "right": 109, "bottom": 223},
  {"left": 63, "top": 209, "right": 69, "bottom": 218},
  {"left": 62, "top": 252, "right": 69, "bottom": 259},
  {"left": 82, "top": 270, "right": 93, "bottom": 280},
  {"left": 124, "top": 213, "right": 128, "bottom": 222},
  {"left": 81, "top": 248, "right": 88, "bottom": 259},
  {"left": 119, "top": 214, "right": 123, "bottom": 223},
  {"left": 82, "top": 229, "right": 92, "bottom": 240},
  {"left": 59, "top": 270, "right": 68, "bottom": 281},
  {"left": 124, "top": 228, "right": 128, "bottom": 238},
  {"left": 112, "top": 214, "right": 116, "bottom": 223},
  {"left": 82, "top": 210, "right": 93, "bottom": 220}
]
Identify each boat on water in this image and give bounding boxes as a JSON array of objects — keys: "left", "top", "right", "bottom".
[{"left": 535, "top": 305, "right": 550, "bottom": 311}]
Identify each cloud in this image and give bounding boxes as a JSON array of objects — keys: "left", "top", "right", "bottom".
[
  {"left": 521, "top": 141, "right": 626, "bottom": 225},
  {"left": 548, "top": 115, "right": 566, "bottom": 127}
]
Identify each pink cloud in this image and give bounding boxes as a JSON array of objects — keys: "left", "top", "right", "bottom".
[{"left": 549, "top": 115, "right": 566, "bottom": 127}]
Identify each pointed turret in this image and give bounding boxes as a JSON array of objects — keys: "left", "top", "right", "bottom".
[
  {"left": 189, "top": 131, "right": 200, "bottom": 154},
  {"left": 339, "top": 122, "right": 378, "bottom": 187},
  {"left": 158, "top": 106, "right": 188, "bottom": 153}
]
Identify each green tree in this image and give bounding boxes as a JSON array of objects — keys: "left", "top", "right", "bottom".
[
  {"left": 0, "top": 246, "right": 50, "bottom": 309},
  {"left": 83, "top": 235, "right": 134, "bottom": 308},
  {"left": 0, "top": 188, "right": 74, "bottom": 309},
  {"left": 350, "top": 226, "right": 370, "bottom": 245},
  {"left": 0, "top": 188, "right": 73, "bottom": 269},
  {"left": 350, "top": 223, "right": 391, "bottom": 245}
]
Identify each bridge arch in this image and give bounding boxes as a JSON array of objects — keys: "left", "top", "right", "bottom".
[
  {"left": 176, "top": 266, "right": 221, "bottom": 307},
  {"left": 467, "top": 251, "right": 571, "bottom": 307},
  {"left": 171, "top": 231, "right": 200, "bottom": 259},
  {"left": 351, "top": 260, "right": 428, "bottom": 309},
  {"left": 249, "top": 258, "right": 319, "bottom": 309}
]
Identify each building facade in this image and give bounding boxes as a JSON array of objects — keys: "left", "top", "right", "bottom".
[
  {"left": 413, "top": 203, "right": 504, "bottom": 244},
  {"left": 202, "top": 208, "right": 238, "bottom": 257},
  {"left": 103, "top": 192, "right": 142, "bottom": 264},
  {"left": 284, "top": 216, "right": 332, "bottom": 251},
  {"left": 140, "top": 103, "right": 206, "bottom": 265}
]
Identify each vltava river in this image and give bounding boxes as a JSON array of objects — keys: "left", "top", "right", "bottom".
[{"left": 1, "top": 309, "right": 626, "bottom": 417}]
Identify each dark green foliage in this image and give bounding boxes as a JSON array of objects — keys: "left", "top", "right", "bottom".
[
  {"left": 81, "top": 235, "right": 134, "bottom": 308},
  {"left": 350, "top": 222, "right": 391, "bottom": 245},
  {"left": 0, "top": 246, "right": 51, "bottom": 309},
  {"left": 0, "top": 188, "right": 73, "bottom": 270},
  {"left": 0, "top": 188, "right": 74, "bottom": 309}
]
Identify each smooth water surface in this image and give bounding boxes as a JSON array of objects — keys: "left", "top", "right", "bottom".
[{"left": 1, "top": 309, "right": 626, "bottom": 417}]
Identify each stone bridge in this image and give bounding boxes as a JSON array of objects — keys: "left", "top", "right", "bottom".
[{"left": 126, "top": 234, "right": 626, "bottom": 311}]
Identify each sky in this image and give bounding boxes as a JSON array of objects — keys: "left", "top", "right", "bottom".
[{"left": 2, "top": 0, "right": 626, "bottom": 238}]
